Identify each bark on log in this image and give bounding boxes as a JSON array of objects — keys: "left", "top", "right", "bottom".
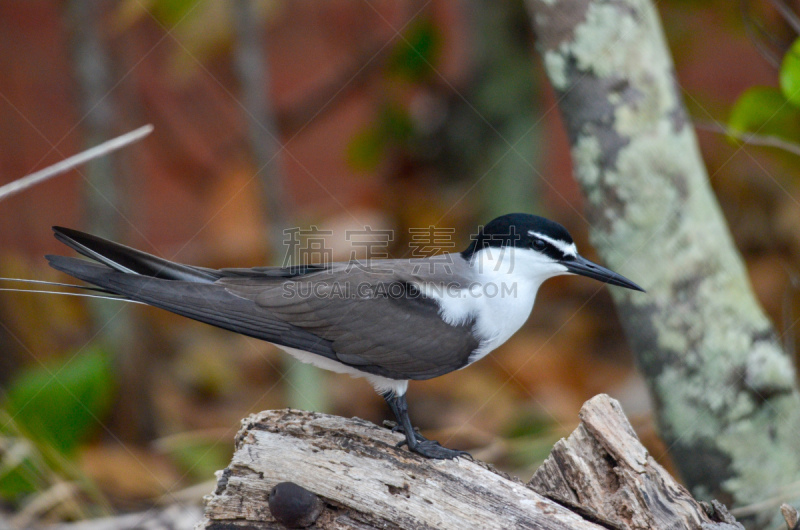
[
  {"left": 525, "top": 0, "right": 800, "bottom": 526},
  {"left": 530, "top": 395, "right": 743, "bottom": 530},
  {"left": 198, "top": 395, "right": 741, "bottom": 529}
]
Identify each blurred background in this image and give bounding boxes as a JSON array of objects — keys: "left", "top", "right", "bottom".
[{"left": 0, "top": 0, "right": 799, "bottom": 525}]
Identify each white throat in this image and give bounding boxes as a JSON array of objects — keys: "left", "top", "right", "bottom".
[{"left": 419, "top": 247, "right": 569, "bottom": 365}]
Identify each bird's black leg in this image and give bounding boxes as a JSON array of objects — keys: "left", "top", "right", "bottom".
[
  {"left": 382, "top": 391, "right": 422, "bottom": 445},
  {"left": 382, "top": 393, "right": 426, "bottom": 443},
  {"left": 382, "top": 391, "right": 470, "bottom": 460}
]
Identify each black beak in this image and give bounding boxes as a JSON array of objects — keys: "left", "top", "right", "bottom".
[{"left": 562, "top": 255, "right": 645, "bottom": 292}]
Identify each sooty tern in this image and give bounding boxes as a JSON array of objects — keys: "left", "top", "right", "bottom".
[{"left": 44, "top": 213, "right": 643, "bottom": 459}]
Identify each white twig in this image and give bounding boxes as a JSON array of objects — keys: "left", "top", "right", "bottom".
[
  {"left": 0, "top": 277, "right": 110, "bottom": 293},
  {"left": 695, "top": 120, "right": 800, "bottom": 157},
  {"left": 0, "top": 124, "right": 153, "bottom": 202},
  {"left": 0, "top": 288, "right": 143, "bottom": 304}
]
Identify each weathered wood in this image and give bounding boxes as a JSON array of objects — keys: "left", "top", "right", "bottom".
[
  {"left": 198, "top": 395, "right": 744, "bottom": 529},
  {"left": 199, "top": 409, "right": 604, "bottom": 530},
  {"left": 782, "top": 503, "right": 800, "bottom": 530},
  {"left": 529, "top": 394, "right": 743, "bottom": 530}
]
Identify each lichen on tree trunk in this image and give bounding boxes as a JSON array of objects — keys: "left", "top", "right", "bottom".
[{"left": 525, "top": 0, "right": 800, "bottom": 527}]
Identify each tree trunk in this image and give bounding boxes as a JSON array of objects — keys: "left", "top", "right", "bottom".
[
  {"left": 524, "top": 0, "right": 800, "bottom": 527},
  {"left": 197, "top": 395, "right": 742, "bottom": 529}
]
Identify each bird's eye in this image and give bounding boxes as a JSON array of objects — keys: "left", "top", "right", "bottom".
[{"left": 532, "top": 239, "right": 546, "bottom": 251}]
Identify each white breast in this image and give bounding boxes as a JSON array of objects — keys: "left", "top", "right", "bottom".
[{"left": 419, "top": 247, "right": 568, "bottom": 365}]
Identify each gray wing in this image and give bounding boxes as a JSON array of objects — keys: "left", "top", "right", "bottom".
[{"left": 221, "top": 259, "right": 480, "bottom": 380}]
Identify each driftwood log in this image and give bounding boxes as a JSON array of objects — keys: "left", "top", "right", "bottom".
[{"left": 197, "top": 394, "right": 742, "bottom": 529}]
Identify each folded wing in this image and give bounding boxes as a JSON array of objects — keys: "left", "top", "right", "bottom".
[{"left": 223, "top": 268, "right": 480, "bottom": 379}]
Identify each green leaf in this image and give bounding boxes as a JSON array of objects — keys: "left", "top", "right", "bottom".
[
  {"left": 0, "top": 440, "right": 43, "bottom": 502},
  {"left": 387, "top": 17, "right": 440, "bottom": 82},
  {"left": 781, "top": 37, "right": 800, "bottom": 107},
  {"left": 347, "top": 127, "right": 387, "bottom": 172},
  {"left": 4, "top": 347, "right": 116, "bottom": 456},
  {"left": 0, "top": 463, "right": 43, "bottom": 503},
  {"left": 150, "top": 0, "right": 201, "bottom": 27},
  {"left": 729, "top": 87, "right": 800, "bottom": 143},
  {"left": 347, "top": 103, "right": 414, "bottom": 171},
  {"left": 378, "top": 102, "right": 414, "bottom": 143}
]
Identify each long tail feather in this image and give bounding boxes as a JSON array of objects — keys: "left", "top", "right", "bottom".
[
  {"left": 45, "top": 255, "right": 334, "bottom": 357},
  {"left": 52, "top": 227, "right": 220, "bottom": 283}
]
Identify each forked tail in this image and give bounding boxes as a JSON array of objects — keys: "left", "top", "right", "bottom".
[{"left": 49, "top": 227, "right": 220, "bottom": 283}]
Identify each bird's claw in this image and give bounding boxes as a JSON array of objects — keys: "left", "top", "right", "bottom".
[
  {"left": 395, "top": 436, "right": 471, "bottom": 460},
  {"left": 408, "top": 439, "right": 472, "bottom": 460}
]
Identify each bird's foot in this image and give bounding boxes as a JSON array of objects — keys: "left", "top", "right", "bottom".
[
  {"left": 393, "top": 434, "right": 472, "bottom": 460},
  {"left": 384, "top": 420, "right": 427, "bottom": 443},
  {"left": 382, "top": 393, "right": 470, "bottom": 459},
  {"left": 405, "top": 439, "right": 471, "bottom": 460}
]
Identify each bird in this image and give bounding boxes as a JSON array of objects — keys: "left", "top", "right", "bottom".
[{"left": 44, "top": 213, "right": 644, "bottom": 459}]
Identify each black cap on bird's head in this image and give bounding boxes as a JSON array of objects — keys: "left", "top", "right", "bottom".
[
  {"left": 462, "top": 213, "right": 645, "bottom": 292},
  {"left": 462, "top": 213, "right": 573, "bottom": 260}
]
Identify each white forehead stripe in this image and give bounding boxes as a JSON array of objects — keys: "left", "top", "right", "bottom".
[{"left": 528, "top": 231, "right": 578, "bottom": 257}]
